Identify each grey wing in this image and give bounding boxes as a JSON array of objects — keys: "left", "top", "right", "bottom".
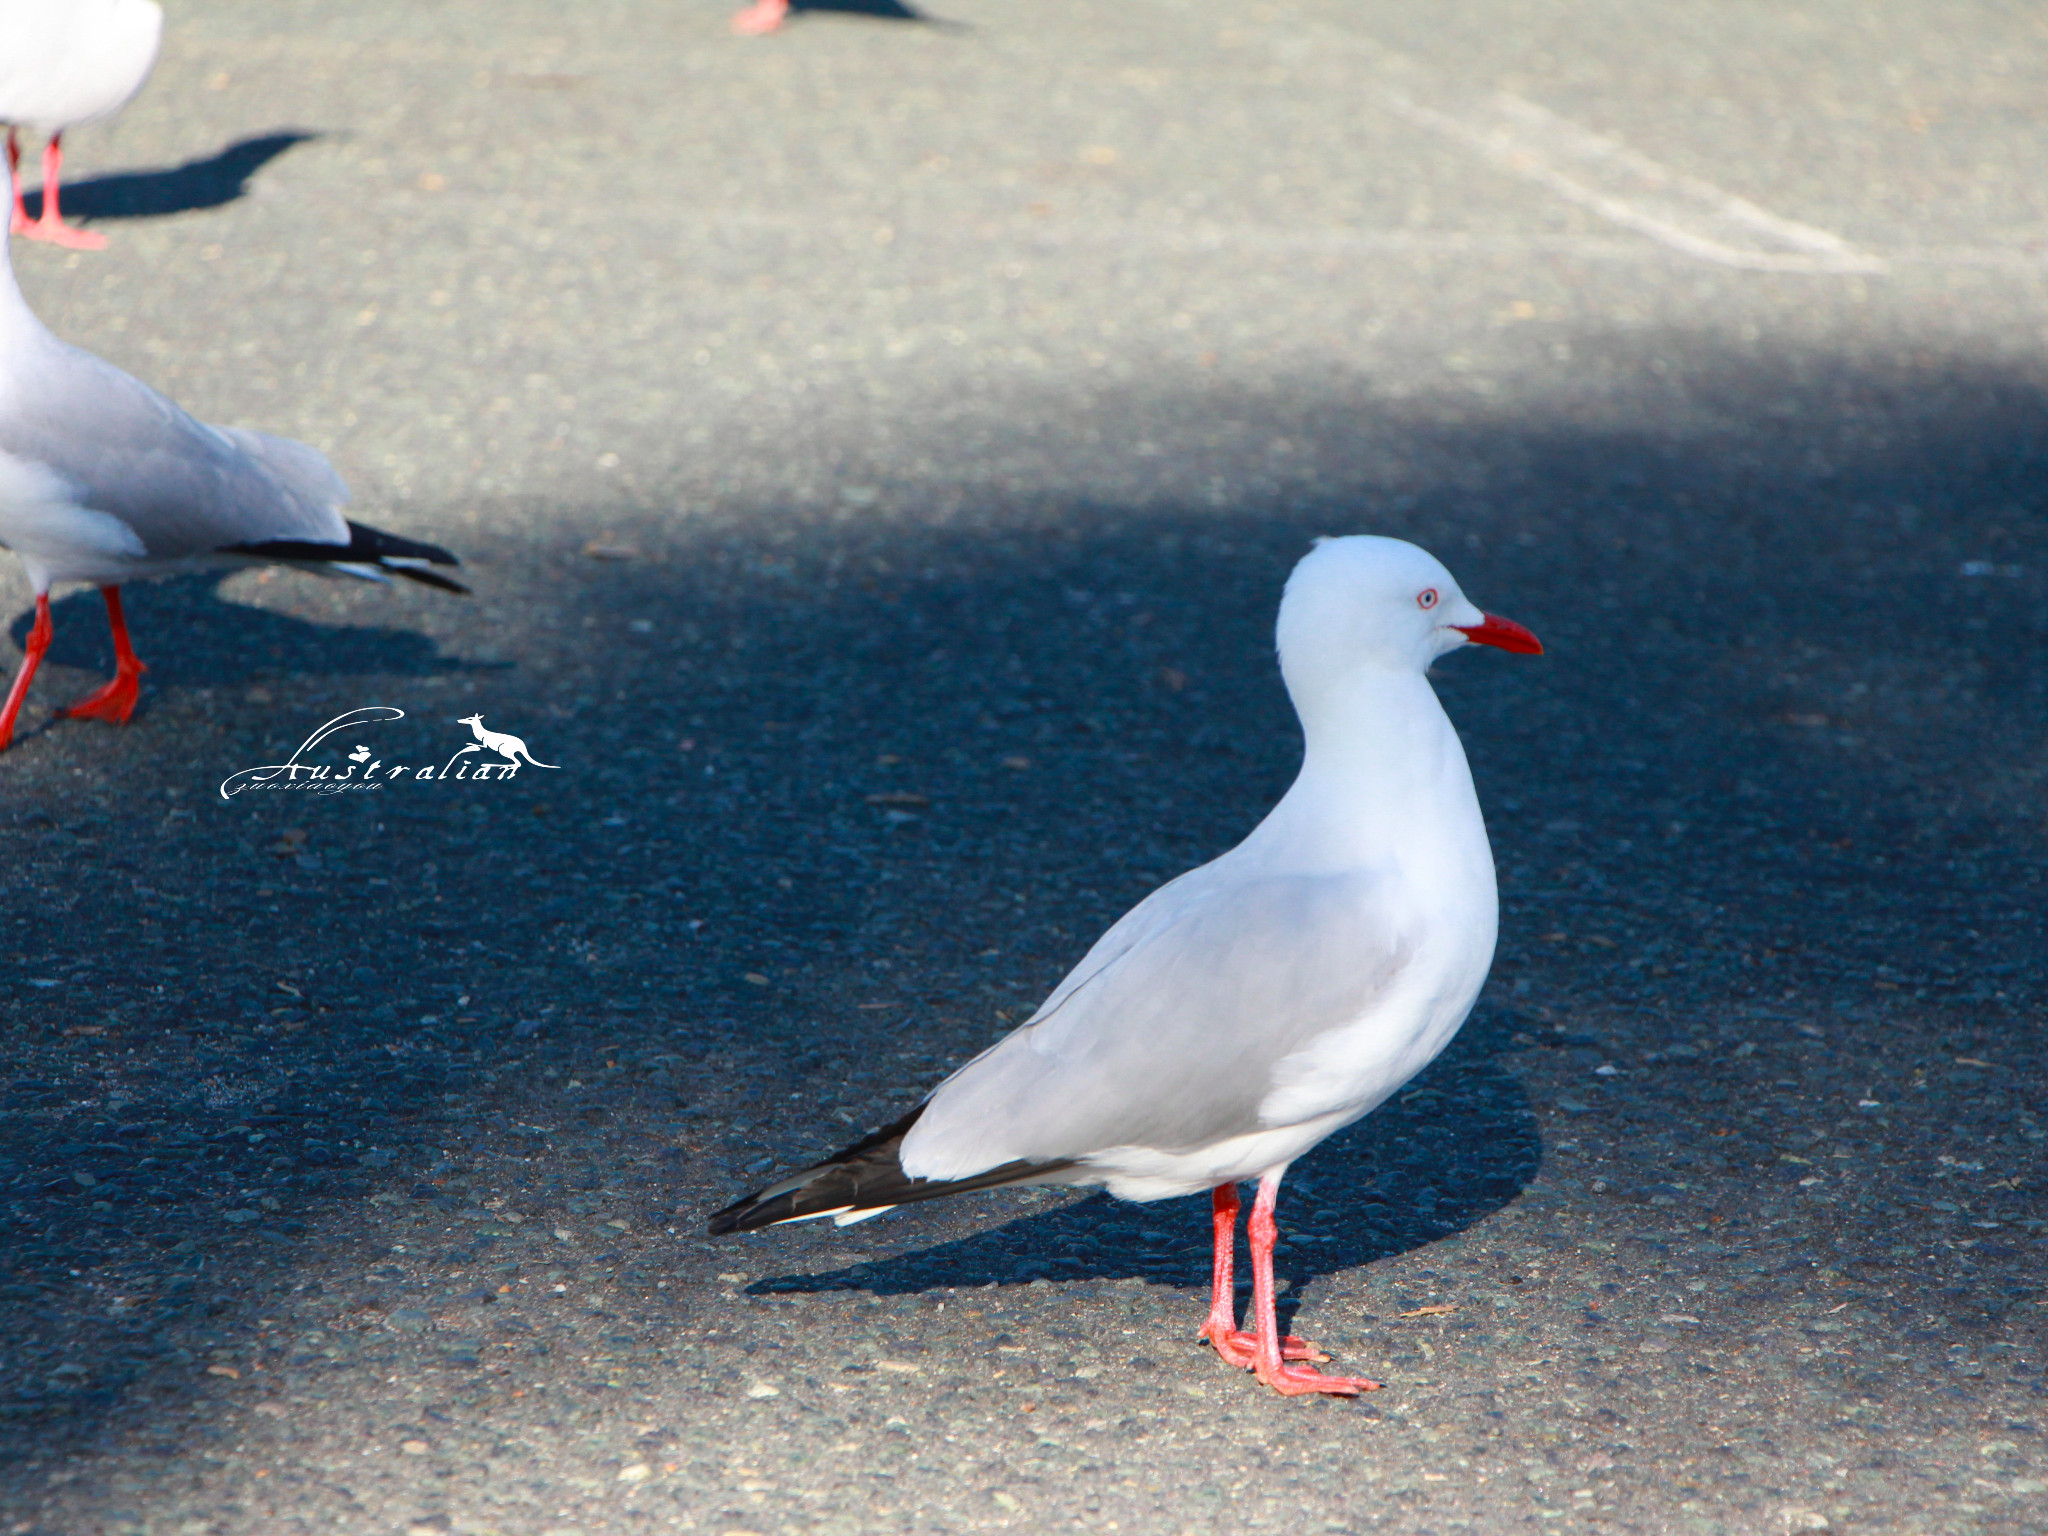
[
  {"left": 2, "top": 338, "right": 349, "bottom": 557},
  {"left": 213, "top": 427, "right": 352, "bottom": 515},
  {"left": 901, "top": 871, "right": 1406, "bottom": 1179}
]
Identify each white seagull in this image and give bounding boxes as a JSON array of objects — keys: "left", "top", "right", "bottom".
[
  {"left": 711, "top": 535, "right": 1542, "bottom": 1396},
  {"left": 0, "top": 196, "right": 464, "bottom": 753},
  {"left": 0, "top": 0, "right": 163, "bottom": 249}
]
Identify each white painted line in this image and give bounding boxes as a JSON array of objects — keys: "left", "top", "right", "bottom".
[
  {"left": 693, "top": 210, "right": 2039, "bottom": 270},
  {"left": 1387, "top": 90, "right": 1886, "bottom": 275},
  {"left": 1213, "top": 7, "right": 1890, "bottom": 276},
  {"left": 679, "top": 211, "right": 1661, "bottom": 260}
]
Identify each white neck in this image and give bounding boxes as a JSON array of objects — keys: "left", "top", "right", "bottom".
[{"left": 1239, "top": 667, "right": 1491, "bottom": 886}]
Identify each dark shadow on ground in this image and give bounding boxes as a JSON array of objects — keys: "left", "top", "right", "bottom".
[
  {"left": 789, "top": 0, "right": 938, "bottom": 23},
  {"left": 20, "top": 132, "right": 318, "bottom": 224},
  {"left": 8, "top": 572, "right": 485, "bottom": 703},
  {"left": 0, "top": 340, "right": 2044, "bottom": 1497}
]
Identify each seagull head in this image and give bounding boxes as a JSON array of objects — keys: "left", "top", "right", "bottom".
[{"left": 1277, "top": 535, "right": 1542, "bottom": 702}]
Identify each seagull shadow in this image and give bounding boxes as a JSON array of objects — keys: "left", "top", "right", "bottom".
[
  {"left": 7, "top": 572, "right": 489, "bottom": 701},
  {"left": 743, "top": 1007, "right": 1544, "bottom": 1335},
  {"left": 787, "top": 0, "right": 960, "bottom": 27},
  {"left": 19, "top": 132, "right": 318, "bottom": 224}
]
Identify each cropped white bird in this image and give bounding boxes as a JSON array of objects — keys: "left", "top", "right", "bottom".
[
  {"left": 0, "top": 0, "right": 162, "bottom": 249},
  {"left": 712, "top": 535, "right": 1542, "bottom": 1396},
  {"left": 0, "top": 190, "right": 463, "bottom": 752}
]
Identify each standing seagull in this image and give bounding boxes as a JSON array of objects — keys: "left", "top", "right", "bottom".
[
  {"left": 0, "top": 200, "right": 463, "bottom": 753},
  {"left": 0, "top": 0, "right": 163, "bottom": 249},
  {"left": 712, "top": 536, "right": 1542, "bottom": 1396}
]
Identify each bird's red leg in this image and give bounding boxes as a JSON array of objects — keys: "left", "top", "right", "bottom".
[
  {"left": 61, "top": 586, "right": 146, "bottom": 723},
  {"left": 1197, "top": 1181, "right": 1326, "bottom": 1368},
  {"left": 1245, "top": 1171, "right": 1379, "bottom": 1396},
  {"left": 0, "top": 594, "right": 54, "bottom": 752},
  {"left": 19, "top": 133, "right": 107, "bottom": 251},
  {"left": 730, "top": 0, "right": 791, "bottom": 34},
  {"left": 6, "top": 130, "right": 27, "bottom": 236},
  {"left": 1198, "top": 1183, "right": 1256, "bottom": 1366}
]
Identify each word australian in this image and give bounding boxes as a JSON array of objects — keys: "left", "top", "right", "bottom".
[{"left": 219, "top": 708, "right": 548, "bottom": 799}]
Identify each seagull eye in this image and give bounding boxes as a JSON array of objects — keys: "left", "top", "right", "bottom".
[{"left": 1417, "top": 588, "right": 1439, "bottom": 610}]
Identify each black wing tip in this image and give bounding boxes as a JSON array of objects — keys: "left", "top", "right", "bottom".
[
  {"left": 390, "top": 565, "right": 470, "bottom": 595},
  {"left": 705, "top": 1104, "right": 1076, "bottom": 1237},
  {"left": 706, "top": 1105, "right": 926, "bottom": 1236},
  {"left": 223, "top": 519, "right": 465, "bottom": 589},
  {"left": 341, "top": 519, "right": 462, "bottom": 568},
  {"left": 706, "top": 1202, "right": 757, "bottom": 1237}
]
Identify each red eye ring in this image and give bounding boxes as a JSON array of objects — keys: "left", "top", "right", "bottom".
[{"left": 1417, "top": 588, "right": 1440, "bottom": 610}]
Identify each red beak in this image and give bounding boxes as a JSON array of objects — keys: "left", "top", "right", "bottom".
[{"left": 1454, "top": 612, "right": 1544, "bottom": 655}]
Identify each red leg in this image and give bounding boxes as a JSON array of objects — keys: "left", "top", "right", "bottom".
[
  {"left": 1245, "top": 1171, "right": 1379, "bottom": 1397},
  {"left": 6, "top": 130, "right": 26, "bottom": 236},
  {"left": 0, "top": 594, "right": 54, "bottom": 753},
  {"left": 1197, "top": 1182, "right": 1325, "bottom": 1367},
  {"left": 18, "top": 133, "right": 107, "bottom": 251},
  {"left": 61, "top": 586, "right": 146, "bottom": 723},
  {"left": 1198, "top": 1183, "right": 1256, "bottom": 1366},
  {"left": 730, "top": 0, "right": 790, "bottom": 33}
]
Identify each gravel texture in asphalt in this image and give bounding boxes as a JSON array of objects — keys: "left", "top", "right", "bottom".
[{"left": 0, "top": 1, "right": 2043, "bottom": 1533}]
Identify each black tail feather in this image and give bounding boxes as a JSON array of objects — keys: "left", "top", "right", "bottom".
[
  {"left": 223, "top": 519, "right": 468, "bottom": 593},
  {"left": 707, "top": 1105, "right": 1075, "bottom": 1235}
]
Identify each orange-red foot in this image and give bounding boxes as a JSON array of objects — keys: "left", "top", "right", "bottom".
[
  {"left": 730, "top": 0, "right": 789, "bottom": 33},
  {"left": 1254, "top": 1359, "right": 1382, "bottom": 1397},
  {"left": 61, "top": 668, "right": 143, "bottom": 723},
  {"left": 12, "top": 212, "right": 106, "bottom": 250},
  {"left": 1199, "top": 1321, "right": 1327, "bottom": 1368}
]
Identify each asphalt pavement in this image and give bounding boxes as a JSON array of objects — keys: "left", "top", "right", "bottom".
[{"left": 1, "top": 1, "right": 2044, "bottom": 1532}]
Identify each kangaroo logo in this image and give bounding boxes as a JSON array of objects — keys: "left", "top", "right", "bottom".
[
  {"left": 457, "top": 714, "right": 559, "bottom": 769},
  {"left": 220, "top": 706, "right": 569, "bottom": 798}
]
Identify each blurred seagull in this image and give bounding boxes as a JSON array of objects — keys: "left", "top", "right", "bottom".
[
  {"left": 711, "top": 535, "right": 1542, "bottom": 1396},
  {"left": 0, "top": 0, "right": 163, "bottom": 249},
  {"left": 0, "top": 201, "right": 464, "bottom": 752}
]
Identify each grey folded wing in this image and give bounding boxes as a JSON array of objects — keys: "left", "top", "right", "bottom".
[
  {"left": 212, "top": 426, "right": 352, "bottom": 515},
  {"left": 1, "top": 337, "right": 350, "bottom": 558},
  {"left": 901, "top": 869, "right": 1408, "bottom": 1179}
]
